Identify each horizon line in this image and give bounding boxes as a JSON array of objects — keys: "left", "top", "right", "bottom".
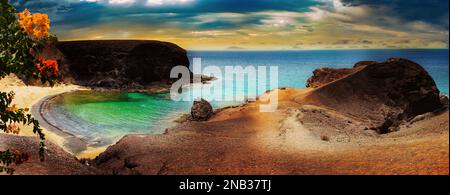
[
  {"left": 189, "top": 48, "right": 450, "bottom": 51},
  {"left": 58, "top": 39, "right": 449, "bottom": 51}
]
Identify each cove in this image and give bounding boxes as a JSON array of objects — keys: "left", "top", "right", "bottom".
[
  {"left": 36, "top": 49, "right": 449, "bottom": 151},
  {"left": 39, "top": 91, "right": 192, "bottom": 147}
]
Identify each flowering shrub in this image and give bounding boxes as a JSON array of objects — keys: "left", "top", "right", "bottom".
[
  {"left": 36, "top": 58, "right": 59, "bottom": 82},
  {"left": 0, "top": 90, "right": 44, "bottom": 174},
  {"left": 17, "top": 9, "right": 50, "bottom": 39},
  {"left": 1, "top": 0, "right": 59, "bottom": 174},
  {"left": 0, "top": 0, "right": 59, "bottom": 84},
  {"left": 0, "top": 149, "right": 30, "bottom": 174}
]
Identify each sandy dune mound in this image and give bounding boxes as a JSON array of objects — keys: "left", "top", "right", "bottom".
[{"left": 302, "top": 58, "right": 443, "bottom": 133}]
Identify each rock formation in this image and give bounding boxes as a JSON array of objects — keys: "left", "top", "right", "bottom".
[
  {"left": 306, "top": 67, "right": 357, "bottom": 88},
  {"left": 304, "top": 58, "right": 443, "bottom": 133},
  {"left": 191, "top": 98, "right": 214, "bottom": 121},
  {"left": 56, "top": 40, "right": 190, "bottom": 89},
  {"left": 440, "top": 95, "right": 449, "bottom": 109}
]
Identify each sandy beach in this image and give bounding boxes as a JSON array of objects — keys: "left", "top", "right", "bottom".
[{"left": 0, "top": 74, "right": 103, "bottom": 158}]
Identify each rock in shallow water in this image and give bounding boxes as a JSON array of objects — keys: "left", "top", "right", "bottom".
[
  {"left": 191, "top": 98, "right": 213, "bottom": 121},
  {"left": 440, "top": 95, "right": 449, "bottom": 108}
]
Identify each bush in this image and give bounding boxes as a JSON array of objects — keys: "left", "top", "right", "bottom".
[{"left": 1, "top": 0, "right": 59, "bottom": 174}]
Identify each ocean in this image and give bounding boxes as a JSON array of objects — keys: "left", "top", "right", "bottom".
[
  {"left": 44, "top": 49, "right": 449, "bottom": 146},
  {"left": 188, "top": 49, "right": 449, "bottom": 95}
]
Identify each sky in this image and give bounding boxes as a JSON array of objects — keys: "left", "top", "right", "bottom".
[{"left": 10, "top": 0, "right": 449, "bottom": 50}]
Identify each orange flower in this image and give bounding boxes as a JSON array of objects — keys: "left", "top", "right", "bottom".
[
  {"left": 5, "top": 104, "right": 18, "bottom": 112},
  {"left": 17, "top": 9, "right": 50, "bottom": 38},
  {"left": 6, "top": 123, "right": 20, "bottom": 134},
  {"left": 36, "top": 58, "right": 59, "bottom": 76},
  {"left": 31, "top": 13, "right": 50, "bottom": 38},
  {"left": 17, "top": 9, "right": 33, "bottom": 35}
]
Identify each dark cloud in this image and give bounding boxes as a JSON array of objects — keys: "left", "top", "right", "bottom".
[
  {"left": 9, "top": 0, "right": 317, "bottom": 31},
  {"left": 11, "top": 0, "right": 104, "bottom": 28},
  {"left": 334, "top": 39, "right": 352, "bottom": 44},
  {"left": 11, "top": 0, "right": 318, "bottom": 13},
  {"left": 11, "top": 0, "right": 59, "bottom": 10},
  {"left": 196, "top": 16, "right": 266, "bottom": 30},
  {"left": 394, "top": 40, "right": 411, "bottom": 44},
  {"left": 187, "top": 0, "right": 318, "bottom": 13},
  {"left": 53, "top": 2, "right": 106, "bottom": 28},
  {"left": 341, "top": 0, "right": 449, "bottom": 28},
  {"left": 10, "top": 0, "right": 68, "bottom": 14}
]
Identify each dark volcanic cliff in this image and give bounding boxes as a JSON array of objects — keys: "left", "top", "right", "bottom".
[
  {"left": 56, "top": 40, "right": 189, "bottom": 88},
  {"left": 304, "top": 58, "right": 443, "bottom": 133}
]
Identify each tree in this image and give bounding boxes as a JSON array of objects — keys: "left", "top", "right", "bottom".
[{"left": 1, "top": 0, "right": 59, "bottom": 174}]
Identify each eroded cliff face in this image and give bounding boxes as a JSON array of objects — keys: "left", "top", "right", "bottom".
[
  {"left": 304, "top": 58, "right": 443, "bottom": 133},
  {"left": 55, "top": 40, "right": 189, "bottom": 89}
]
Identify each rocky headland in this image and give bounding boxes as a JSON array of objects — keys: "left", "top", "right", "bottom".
[
  {"left": 56, "top": 40, "right": 189, "bottom": 89},
  {"left": 303, "top": 58, "right": 443, "bottom": 134},
  {"left": 20, "top": 40, "right": 209, "bottom": 92}
]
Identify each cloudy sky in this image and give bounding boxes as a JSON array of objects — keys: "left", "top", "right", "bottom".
[{"left": 11, "top": 0, "right": 449, "bottom": 50}]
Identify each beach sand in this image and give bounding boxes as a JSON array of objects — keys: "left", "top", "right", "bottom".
[{"left": 0, "top": 74, "right": 101, "bottom": 158}]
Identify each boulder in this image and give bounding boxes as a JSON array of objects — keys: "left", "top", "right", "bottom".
[
  {"left": 304, "top": 58, "right": 443, "bottom": 134},
  {"left": 191, "top": 98, "right": 214, "bottom": 121},
  {"left": 440, "top": 95, "right": 449, "bottom": 108}
]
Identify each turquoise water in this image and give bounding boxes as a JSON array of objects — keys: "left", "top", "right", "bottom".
[
  {"left": 43, "top": 91, "right": 186, "bottom": 145},
  {"left": 188, "top": 49, "right": 449, "bottom": 95},
  {"left": 46, "top": 49, "right": 449, "bottom": 146}
]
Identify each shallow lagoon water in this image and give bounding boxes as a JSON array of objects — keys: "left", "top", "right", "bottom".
[{"left": 44, "top": 49, "right": 449, "bottom": 146}]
